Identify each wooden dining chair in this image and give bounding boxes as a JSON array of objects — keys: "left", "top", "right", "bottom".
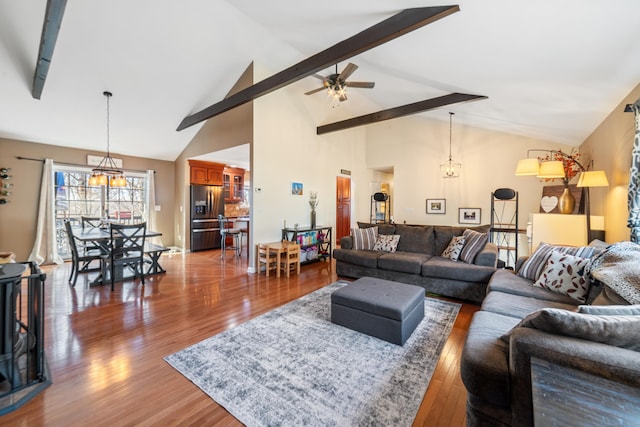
[
  {"left": 280, "top": 242, "right": 301, "bottom": 278},
  {"left": 105, "top": 222, "right": 147, "bottom": 291},
  {"left": 64, "top": 220, "right": 103, "bottom": 287},
  {"left": 81, "top": 216, "right": 104, "bottom": 252},
  {"left": 257, "top": 243, "right": 278, "bottom": 276}
]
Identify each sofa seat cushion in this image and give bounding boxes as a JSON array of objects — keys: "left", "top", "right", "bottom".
[
  {"left": 481, "top": 291, "right": 578, "bottom": 319},
  {"left": 377, "top": 252, "right": 432, "bottom": 275},
  {"left": 421, "top": 256, "right": 495, "bottom": 283},
  {"left": 487, "top": 269, "right": 579, "bottom": 305},
  {"left": 460, "top": 310, "right": 520, "bottom": 409},
  {"left": 332, "top": 249, "right": 382, "bottom": 269}
]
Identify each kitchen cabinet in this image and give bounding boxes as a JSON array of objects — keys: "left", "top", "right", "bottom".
[
  {"left": 223, "top": 167, "right": 245, "bottom": 203},
  {"left": 188, "top": 160, "right": 224, "bottom": 186}
]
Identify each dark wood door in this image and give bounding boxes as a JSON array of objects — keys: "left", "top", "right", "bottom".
[{"left": 336, "top": 176, "right": 351, "bottom": 242}]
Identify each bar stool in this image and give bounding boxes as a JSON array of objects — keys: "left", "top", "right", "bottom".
[{"left": 218, "top": 215, "right": 241, "bottom": 258}]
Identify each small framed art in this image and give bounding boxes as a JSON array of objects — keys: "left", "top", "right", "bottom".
[
  {"left": 291, "top": 182, "right": 303, "bottom": 196},
  {"left": 459, "top": 208, "right": 481, "bottom": 224},
  {"left": 426, "top": 199, "right": 446, "bottom": 214}
]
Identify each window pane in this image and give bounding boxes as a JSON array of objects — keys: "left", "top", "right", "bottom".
[{"left": 54, "top": 168, "right": 147, "bottom": 259}]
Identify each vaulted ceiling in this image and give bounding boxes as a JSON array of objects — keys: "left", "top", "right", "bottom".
[{"left": 1, "top": 0, "right": 639, "bottom": 161}]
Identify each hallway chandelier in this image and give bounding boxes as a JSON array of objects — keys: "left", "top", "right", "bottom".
[
  {"left": 441, "top": 112, "right": 461, "bottom": 178},
  {"left": 89, "top": 91, "right": 126, "bottom": 187}
]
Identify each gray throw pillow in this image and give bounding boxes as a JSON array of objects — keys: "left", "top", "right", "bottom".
[
  {"left": 351, "top": 227, "right": 378, "bottom": 250},
  {"left": 501, "top": 308, "right": 640, "bottom": 351},
  {"left": 578, "top": 305, "right": 640, "bottom": 315},
  {"left": 459, "top": 229, "right": 488, "bottom": 264}
]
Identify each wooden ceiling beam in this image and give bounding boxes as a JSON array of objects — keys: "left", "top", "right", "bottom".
[
  {"left": 316, "top": 93, "right": 487, "bottom": 135},
  {"left": 32, "top": 0, "right": 67, "bottom": 99},
  {"left": 177, "top": 5, "right": 459, "bottom": 131}
]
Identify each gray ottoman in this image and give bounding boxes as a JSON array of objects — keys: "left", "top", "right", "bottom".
[{"left": 331, "top": 277, "right": 425, "bottom": 345}]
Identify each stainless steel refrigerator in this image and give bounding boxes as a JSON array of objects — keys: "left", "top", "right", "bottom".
[{"left": 190, "top": 184, "right": 224, "bottom": 251}]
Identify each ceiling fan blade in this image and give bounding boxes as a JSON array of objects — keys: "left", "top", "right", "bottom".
[
  {"left": 312, "top": 74, "right": 326, "bottom": 81},
  {"left": 305, "top": 87, "right": 326, "bottom": 95},
  {"left": 345, "top": 81, "right": 375, "bottom": 89},
  {"left": 338, "top": 63, "right": 358, "bottom": 81},
  {"left": 339, "top": 93, "right": 348, "bottom": 102}
]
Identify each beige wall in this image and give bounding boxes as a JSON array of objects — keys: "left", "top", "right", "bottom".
[
  {"left": 365, "top": 114, "right": 574, "bottom": 234},
  {"left": 579, "top": 84, "right": 640, "bottom": 243},
  {"left": 174, "top": 63, "right": 254, "bottom": 251},
  {"left": 0, "top": 137, "right": 175, "bottom": 260}
]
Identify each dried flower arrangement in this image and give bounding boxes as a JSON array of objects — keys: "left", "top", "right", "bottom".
[{"left": 538, "top": 149, "right": 582, "bottom": 184}]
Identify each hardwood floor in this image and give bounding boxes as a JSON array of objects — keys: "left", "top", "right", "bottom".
[{"left": 1, "top": 251, "right": 478, "bottom": 426}]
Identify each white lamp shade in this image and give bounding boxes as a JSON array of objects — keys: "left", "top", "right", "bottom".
[
  {"left": 515, "top": 158, "right": 540, "bottom": 176},
  {"left": 577, "top": 170, "right": 609, "bottom": 187},
  {"left": 537, "top": 160, "right": 565, "bottom": 179}
]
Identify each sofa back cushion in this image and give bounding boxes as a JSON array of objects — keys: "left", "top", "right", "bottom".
[
  {"left": 394, "top": 224, "right": 434, "bottom": 254},
  {"left": 357, "top": 222, "right": 396, "bottom": 235}
]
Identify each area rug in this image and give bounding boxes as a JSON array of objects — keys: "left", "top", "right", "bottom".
[{"left": 165, "top": 281, "right": 461, "bottom": 426}]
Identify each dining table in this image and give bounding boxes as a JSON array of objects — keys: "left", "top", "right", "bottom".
[{"left": 73, "top": 226, "right": 164, "bottom": 286}]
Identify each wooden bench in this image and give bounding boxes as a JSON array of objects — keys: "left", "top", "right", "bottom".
[{"left": 144, "top": 243, "right": 170, "bottom": 275}]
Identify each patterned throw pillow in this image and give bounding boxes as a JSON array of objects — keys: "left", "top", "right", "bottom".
[
  {"left": 372, "top": 234, "right": 401, "bottom": 252},
  {"left": 533, "top": 250, "right": 591, "bottom": 302},
  {"left": 442, "top": 235, "right": 466, "bottom": 261},
  {"left": 518, "top": 242, "right": 595, "bottom": 281},
  {"left": 459, "top": 229, "right": 488, "bottom": 264},
  {"left": 351, "top": 227, "right": 378, "bottom": 250}
]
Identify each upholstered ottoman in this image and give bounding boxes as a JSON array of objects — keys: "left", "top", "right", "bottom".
[{"left": 331, "top": 277, "right": 425, "bottom": 345}]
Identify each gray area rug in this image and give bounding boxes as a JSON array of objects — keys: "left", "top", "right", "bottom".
[{"left": 165, "top": 281, "right": 461, "bottom": 426}]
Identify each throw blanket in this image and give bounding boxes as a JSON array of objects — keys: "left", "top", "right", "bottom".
[{"left": 587, "top": 241, "right": 640, "bottom": 304}]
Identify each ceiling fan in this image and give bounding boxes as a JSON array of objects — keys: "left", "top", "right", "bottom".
[{"left": 304, "top": 63, "right": 375, "bottom": 102}]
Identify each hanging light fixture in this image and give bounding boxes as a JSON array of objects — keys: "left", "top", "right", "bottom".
[
  {"left": 441, "top": 112, "right": 461, "bottom": 178},
  {"left": 89, "top": 91, "right": 126, "bottom": 187}
]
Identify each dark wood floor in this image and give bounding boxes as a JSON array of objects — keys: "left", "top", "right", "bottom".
[{"left": 0, "top": 250, "right": 478, "bottom": 426}]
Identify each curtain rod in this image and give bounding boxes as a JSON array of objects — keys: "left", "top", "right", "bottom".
[{"left": 16, "top": 156, "right": 155, "bottom": 174}]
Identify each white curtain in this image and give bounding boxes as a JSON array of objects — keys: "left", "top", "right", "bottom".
[
  {"left": 29, "top": 159, "right": 63, "bottom": 265},
  {"left": 145, "top": 169, "right": 162, "bottom": 245}
]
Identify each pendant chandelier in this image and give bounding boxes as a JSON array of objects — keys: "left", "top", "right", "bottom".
[
  {"left": 441, "top": 112, "right": 461, "bottom": 178},
  {"left": 89, "top": 91, "right": 126, "bottom": 187}
]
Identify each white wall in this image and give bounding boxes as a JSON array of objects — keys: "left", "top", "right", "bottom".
[{"left": 252, "top": 63, "right": 378, "bottom": 266}]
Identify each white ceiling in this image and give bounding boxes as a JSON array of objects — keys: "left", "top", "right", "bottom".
[{"left": 1, "top": 0, "right": 639, "bottom": 162}]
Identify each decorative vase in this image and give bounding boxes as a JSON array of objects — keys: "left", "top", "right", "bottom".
[
  {"left": 310, "top": 210, "right": 316, "bottom": 228},
  {"left": 558, "top": 184, "right": 575, "bottom": 214}
]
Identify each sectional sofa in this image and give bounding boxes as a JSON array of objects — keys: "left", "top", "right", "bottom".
[
  {"left": 333, "top": 223, "right": 498, "bottom": 303},
  {"left": 461, "top": 242, "right": 640, "bottom": 426}
]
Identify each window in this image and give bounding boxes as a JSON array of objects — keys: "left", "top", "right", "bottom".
[{"left": 54, "top": 165, "right": 148, "bottom": 258}]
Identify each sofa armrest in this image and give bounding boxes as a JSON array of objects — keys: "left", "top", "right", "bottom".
[
  {"left": 340, "top": 235, "right": 353, "bottom": 250},
  {"left": 509, "top": 327, "right": 640, "bottom": 427},
  {"left": 474, "top": 242, "right": 498, "bottom": 267}
]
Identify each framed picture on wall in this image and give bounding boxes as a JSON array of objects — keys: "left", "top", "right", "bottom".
[
  {"left": 291, "top": 182, "right": 303, "bottom": 196},
  {"left": 426, "top": 198, "right": 446, "bottom": 214},
  {"left": 459, "top": 207, "right": 481, "bottom": 224}
]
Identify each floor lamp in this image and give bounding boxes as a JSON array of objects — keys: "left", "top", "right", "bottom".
[{"left": 577, "top": 170, "right": 609, "bottom": 243}]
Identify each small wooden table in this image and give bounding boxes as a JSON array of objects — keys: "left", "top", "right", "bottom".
[{"left": 256, "top": 241, "right": 295, "bottom": 278}]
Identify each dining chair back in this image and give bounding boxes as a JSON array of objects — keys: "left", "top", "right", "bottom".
[
  {"left": 81, "top": 216, "right": 104, "bottom": 251},
  {"left": 257, "top": 243, "right": 278, "bottom": 276},
  {"left": 107, "top": 222, "right": 147, "bottom": 291},
  {"left": 64, "top": 220, "right": 103, "bottom": 286},
  {"left": 280, "top": 242, "right": 301, "bottom": 278}
]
